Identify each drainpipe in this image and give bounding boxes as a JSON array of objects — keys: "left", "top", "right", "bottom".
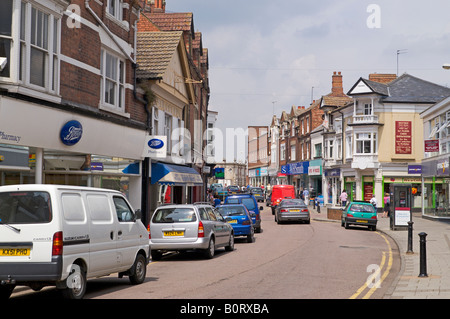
[{"left": 85, "top": 0, "right": 135, "bottom": 63}]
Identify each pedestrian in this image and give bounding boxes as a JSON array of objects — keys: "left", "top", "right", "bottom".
[
  {"left": 303, "top": 188, "right": 310, "bottom": 205},
  {"left": 370, "top": 194, "right": 378, "bottom": 211},
  {"left": 213, "top": 196, "right": 221, "bottom": 207},
  {"left": 383, "top": 193, "right": 390, "bottom": 218},
  {"left": 339, "top": 190, "right": 348, "bottom": 207}
]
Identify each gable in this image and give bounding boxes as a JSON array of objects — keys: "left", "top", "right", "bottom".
[{"left": 348, "top": 79, "right": 373, "bottom": 95}]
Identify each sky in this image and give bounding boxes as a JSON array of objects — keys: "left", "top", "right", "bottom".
[{"left": 165, "top": 0, "right": 450, "bottom": 163}]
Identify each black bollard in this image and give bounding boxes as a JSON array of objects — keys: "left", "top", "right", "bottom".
[
  {"left": 418, "top": 232, "right": 428, "bottom": 277},
  {"left": 407, "top": 221, "right": 414, "bottom": 254}
]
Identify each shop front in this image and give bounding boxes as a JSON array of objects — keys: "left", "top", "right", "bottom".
[
  {"left": 323, "top": 168, "right": 341, "bottom": 206},
  {"left": 422, "top": 156, "right": 450, "bottom": 219},
  {"left": 282, "top": 161, "right": 309, "bottom": 196},
  {"left": 0, "top": 96, "right": 147, "bottom": 210}
]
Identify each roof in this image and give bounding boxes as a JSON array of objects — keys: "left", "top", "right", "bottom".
[
  {"left": 348, "top": 73, "right": 450, "bottom": 104},
  {"left": 136, "top": 31, "right": 183, "bottom": 79},
  {"left": 147, "top": 12, "right": 195, "bottom": 35}
]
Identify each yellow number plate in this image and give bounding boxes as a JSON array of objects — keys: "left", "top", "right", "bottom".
[
  {"left": 356, "top": 220, "right": 368, "bottom": 223},
  {"left": 290, "top": 209, "right": 300, "bottom": 212},
  {"left": 227, "top": 220, "right": 237, "bottom": 224},
  {"left": 164, "top": 231, "right": 184, "bottom": 236},
  {"left": 0, "top": 248, "right": 30, "bottom": 256}
]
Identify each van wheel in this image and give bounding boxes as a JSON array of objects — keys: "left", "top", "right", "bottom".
[
  {"left": 0, "top": 285, "right": 15, "bottom": 299},
  {"left": 204, "top": 237, "right": 215, "bottom": 259},
  {"left": 129, "top": 254, "right": 147, "bottom": 285},
  {"left": 61, "top": 264, "right": 86, "bottom": 299}
]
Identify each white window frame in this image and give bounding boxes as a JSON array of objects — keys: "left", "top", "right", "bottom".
[
  {"left": 290, "top": 145, "right": 296, "bottom": 161},
  {"left": 16, "top": 1, "right": 60, "bottom": 94},
  {"left": 165, "top": 113, "right": 172, "bottom": 154},
  {"left": 355, "top": 132, "right": 377, "bottom": 154},
  {"left": 100, "top": 48, "right": 126, "bottom": 114},
  {"left": 280, "top": 143, "right": 286, "bottom": 161},
  {"left": 107, "top": 0, "right": 123, "bottom": 21}
]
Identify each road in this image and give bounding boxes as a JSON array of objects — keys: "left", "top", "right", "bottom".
[{"left": 10, "top": 205, "right": 400, "bottom": 300}]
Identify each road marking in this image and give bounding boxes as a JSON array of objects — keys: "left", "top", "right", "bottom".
[{"left": 349, "top": 231, "right": 393, "bottom": 299}]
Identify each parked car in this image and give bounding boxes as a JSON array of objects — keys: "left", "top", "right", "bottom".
[
  {"left": 212, "top": 184, "right": 227, "bottom": 200},
  {"left": 149, "top": 203, "right": 234, "bottom": 260},
  {"left": 216, "top": 204, "right": 255, "bottom": 243},
  {"left": 341, "top": 201, "right": 377, "bottom": 231},
  {"left": 270, "top": 185, "right": 296, "bottom": 215},
  {"left": 275, "top": 199, "right": 310, "bottom": 224},
  {"left": 227, "top": 185, "right": 241, "bottom": 195},
  {"left": 225, "top": 194, "right": 262, "bottom": 233},
  {"left": 0, "top": 184, "right": 150, "bottom": 300},
  {"left": 250, "top": 187, "right": 264, "bottom": 202}
]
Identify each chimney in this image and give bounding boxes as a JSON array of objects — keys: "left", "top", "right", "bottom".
[
  {"left": 143, "top": 0, "right": 166, "bottom": 13},
  {"left": 369, "top": 73, "right": 397, "bottom": 84},
  {"left": 331, "top": 71, "right": 344, "bottom": 97}
]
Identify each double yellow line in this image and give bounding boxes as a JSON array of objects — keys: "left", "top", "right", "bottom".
[{"left": 349, "top": 232, "right": 393, "bottom": 299}]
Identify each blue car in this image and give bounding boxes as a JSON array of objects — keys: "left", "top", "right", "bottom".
[
  {"left": 225, "top": 194, "right": 262, "bottom": 233},
  {"left": 216, "top": 204, "right": 255, "bottom": 243}
]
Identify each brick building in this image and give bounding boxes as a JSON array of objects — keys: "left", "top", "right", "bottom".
[{"left": 0, "top": 0, "right": 151, "bottom": 220}]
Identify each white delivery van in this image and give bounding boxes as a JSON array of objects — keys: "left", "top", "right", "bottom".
[{"left": 0, "top": 184, "right": 150, "bottom": 299}]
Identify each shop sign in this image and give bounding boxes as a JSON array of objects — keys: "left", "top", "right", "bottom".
[
  {"left": 424, "top": 140, "right": 439, "bottom": 152},
  {"left": 60, "top": 120, "right": 83, "bottom": 146},
  {"left": 308, "top": 166, "right": 321, "bottom": 175},
  {"left": 437, "top": 157, "right": 450, "bottom": 176},
  {"left": 395, "top": 121, "right": 412, "bottom": 154},
  {"left": 142, "top": 135, "right": 167, "bottom": 158},
  {"left": 90, "top": 162, "right": 103, "bottom": 171},
  {"left": 408, "top": 165, "right": 422, "bottom": 174}
]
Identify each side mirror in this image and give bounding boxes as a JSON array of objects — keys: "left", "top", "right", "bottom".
[{"left": 135, "top": 209, "right": 142, "bottom": 220}]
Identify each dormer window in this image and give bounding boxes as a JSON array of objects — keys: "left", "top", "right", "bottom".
[{"left": 107, "top": 0, "right": 123, "bottom": 20}]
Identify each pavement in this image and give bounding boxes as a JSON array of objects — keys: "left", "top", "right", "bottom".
[{"left": 308, "top": 205, "right": 450, "bottom": 299}]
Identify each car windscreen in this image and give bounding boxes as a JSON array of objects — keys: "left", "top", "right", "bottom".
[
  {"left": 152, "top": 208, "right": 197, "bottom": 223},
  {"left": 241, "top": 198, "right": 257, "bottom": 211},
  {"left": 280, "top": 199, "right": 305, "bottom": 206},
  {"left": 226, "top": 198, "right": 240, "bottom": 204},
  {"left": 228, "top": 186, "right": 239, "bottom": 191},
  {"left": 0, "top": 191, "right": 52, "bottom": 224},
  {"left": 217, "top": 206, "right": 246, "bottom": 216},
  {"left": 251, "top": 188, "right": 263, "bottom": 193},
  {"left": 349, "top": 204, "right": 375, "bottom": 213}
]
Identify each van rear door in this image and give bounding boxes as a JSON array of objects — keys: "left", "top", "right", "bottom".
[{"left": 0, "top": 190, "right": 58, "bottom": 281}]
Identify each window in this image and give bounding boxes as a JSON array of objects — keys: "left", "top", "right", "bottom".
[
  {"left": 107, "top": 0, "right": 123, "bottom": 20},
  {"left": 314, "top": 143, "right": 322, "bottom": 158},
  {"left": 290, "top": 145, "right": 296, "bottom": 161},
  {"left": 280, "top": 143, "right": 286, "bottom": 161},
  {"left": 364, "top": 103, "right": 372, "bottom": 115},
  {"left": 0, "top": 0, "right": 13, "bottom": 78},
  {"left": 165, "top": 113, "right": 172, "bottom": 154},
  {"left": 355, "top": 133, "right": 377, "bottom": 154},
  {"left": 346, "top": 135, "right": 353, "bottom": 158},
  {"left": 100, "top": 49, "right": 125, "bottom": 111},
  {"left": 113, "top": 196, "right": 134, "bottom": 222},
  {"left": 18, "top": 2, "right": 59, "bottom": 92},
  {"left": 328, "top": 140, "right": 334, "bottom": 159}
]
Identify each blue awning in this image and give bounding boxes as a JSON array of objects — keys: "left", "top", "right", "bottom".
[{"left": 151, "top": 162, "right": 203, "bottom": 186}]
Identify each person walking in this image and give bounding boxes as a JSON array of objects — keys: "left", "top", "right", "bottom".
[
  {"left": 303, "top": 188, "right": 310, "bottom": 205},
  {"left": 339, "top": 190, "right": 348, "bottom": 207},
  {"left": 383, "top": 193, "right": 390, "bottom": 218},
  {"left": 370, "top": 194, "right": 378, "bottom": 211}
]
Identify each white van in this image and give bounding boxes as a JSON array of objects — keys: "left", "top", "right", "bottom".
[{"left": 0, "top": 184, "right": 150, "bottom": 299}]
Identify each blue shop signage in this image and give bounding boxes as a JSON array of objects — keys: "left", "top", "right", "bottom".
[
  {"left": 60, "top": 120, "right": 83, "bottom": 146},
  {"left": 282, "top": 161, "right": 309, "bottom": 175}
]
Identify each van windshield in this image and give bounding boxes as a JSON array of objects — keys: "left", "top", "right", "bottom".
[
  {"left": 0, "top": 191, "right": 52, "bottom": 224},
  {"left": 152, "top": 208, "right": 197, "bottom": 223}
]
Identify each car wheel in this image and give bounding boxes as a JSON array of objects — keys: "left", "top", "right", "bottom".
[
  {"left": 225, "top": 234, "right": 234, "bottom": 251},
  {"left": 345, "top": 219, "right": 350, "bottom": 229},
  {"left": 60, "top": 264, "right": 87, "bottom": 299},
  {"left": 129, "top": 254, "right": 147, "bottom": 285},
  {"left": 204, "top": 237, "right": 215, "bottom": 259},
  {"left": 247, "top": 228, "right": 255, "bottom": 243}
]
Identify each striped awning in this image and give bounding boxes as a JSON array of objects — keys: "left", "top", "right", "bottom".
[{"left": 151, "top": 162, "right": 203, "bottom": 186}]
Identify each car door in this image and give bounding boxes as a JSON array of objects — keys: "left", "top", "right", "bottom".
[
  {"left": 112, "top": 195, "right": 142, "bottom": 270},
  {"left": 205, "top": 206, "right": 227, "bottom": 245},
  {"left": 214, "top": 208, "right": 232, "bottom": 243}
]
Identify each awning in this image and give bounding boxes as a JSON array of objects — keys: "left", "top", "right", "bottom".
[{"left": 151, "top": 162, "right": 203, "bottom": 186}]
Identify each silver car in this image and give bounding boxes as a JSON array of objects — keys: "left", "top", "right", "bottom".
[
  {"left": 150, "top": 203, "right": 234, "bottom": 260},
  {"left": 275, "top": 199, "right": 310, "bottom": 224}
]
